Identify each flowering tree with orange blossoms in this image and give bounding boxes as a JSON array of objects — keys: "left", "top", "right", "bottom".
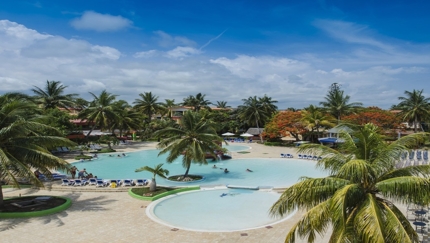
[
  {"left": 343, "top": 107, "right": 403, "bottom": 130},
  {"left": 263, "top": 111, "right": 306, "bottom": 141}
]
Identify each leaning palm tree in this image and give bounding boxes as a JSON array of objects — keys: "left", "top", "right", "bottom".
[
  {"left": 135, "top": 163, "right": 169, "bottom": 192},
  {"left": 397, "top": 89, "right": 430, "bottom": 133},
  {"left": 320, "top": 83, "right": 362, "bottom": 123},
  {"left": 270, "top": 123, "right": 430, "bottom": 243},
  {"left": 154, "top": 111, "right": 223, "bottom": 179},
  {"left": 78, "top": 90, "right": 119, "bottom": 137},
  {"left": 31, "top": 80, "right": 78, "bottom": 110},
  {"left": 133, "top": 92, "right": 164, "bottom": 124},
  {"left": 0, "top": 94, "right": 75, "bottom": 207}
]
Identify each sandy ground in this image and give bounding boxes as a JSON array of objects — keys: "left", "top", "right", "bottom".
[{"left": 1, "top": 141, "right": 421, "bottom": 243}]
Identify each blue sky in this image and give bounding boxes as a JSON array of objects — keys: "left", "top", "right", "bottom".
[{"left": 0, "top": 0, "right": 429, "bottom": 109}]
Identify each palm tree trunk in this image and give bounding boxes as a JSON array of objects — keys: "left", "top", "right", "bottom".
[
  {"left": 256, "top": 117, "right": 263, "bottom": 143},
  {"left": 149, "top": 178, "right": 156, "bottom": 192},
  {"left": 0, "top": 187, "right": 3, "bottom": 208},
  {"left": 85, "top": 123, "right": 97, "bottom": 138},
  {"left": 414, "top": 115, "right": 418, "bottom": 133},
  {"left": 183, "top": 163, "right": 191, "bottom": 178}
]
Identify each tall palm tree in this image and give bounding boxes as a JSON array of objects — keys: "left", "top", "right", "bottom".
[
  {"left": 31, "top": 80, "right": 77, "bottom": 110},
  {"left": 182, "top": 93, "right": 212, "bottom": 112},
  {"left": 154, "top": 111, "right": 223, "bottom": 179},
  {"left": 78, "top": 90, "right": 119, "bottom": 137},
  {"left": 270, "top": 123, "right": 430, "bottom": 243},
  {"left": 0, "top": 94, "right": 75, "bottom": 207},
  {"left": 320, "top": 83, "right": 362, "bottom": 123},
  {"left": 238, "top": 96, "right": 270, "bottom": 143},
  {"left": 135, "top": 163, "right": 169, "bottom": 192},
  {"left": 397, "top": 89, "right": 430, "bottom": 133},
  {"left": 259, "top": 94, "right": 278, "bottom": 115},
  {"left": 300, "top": 105, "right": 336, "bottom": 142},
  {"left": 133, "top": 92, "right": 164, "bottom": 124},
  {"left": 110, "top": 100, "right": 143, "bottom": 137}
]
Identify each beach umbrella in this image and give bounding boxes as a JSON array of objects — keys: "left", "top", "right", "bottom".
[
  {"left": 240, "top": 133, "right": 254, "bottom": 137},
  {"left": 222, "top": 132, "right": 235, "bottom": 136}
]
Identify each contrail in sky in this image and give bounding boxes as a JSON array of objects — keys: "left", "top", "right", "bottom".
[{"left": 199, "top": 29, "right": 228, "bottom": 50}]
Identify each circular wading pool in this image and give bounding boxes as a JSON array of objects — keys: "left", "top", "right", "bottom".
[{"left": 146, "top": 189, "right": 295, "bottom": 232}]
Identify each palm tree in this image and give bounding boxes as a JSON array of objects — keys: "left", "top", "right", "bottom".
[
  {"left": 300, "top": 105, "right": 336, "bottom": 142},
  {"left": 238, "top": 96, "right": 271, "bottom": 143},
  {"left": 154, "top": 111, "right": 223, "bottom": 179},
  {"left": 161, "top": 99, "right": 177, "bottom": 119},
  {"left": 133, "top": 92, "right": 164, "bottom": 124},
  {"left": 110, "top": 100, "right": 143, "bottom": 137},
  {"left": 78, "top": 90, "right": 119, "bottom": 137},
  {"left": 31, "top": 80, "right": 77, "bottom": 110},
  {"left": 320, "top": 83, "right": 362, "bottom": 123},
  {"left": 216, "top": 101, "right": 230, "bottom": 108},
  {"left": 397, "top": 89, "right": 430, "bottom": 133},
  {"left": 270, "top": 123, "right": 430, "bottom": 243},
  {"left": 182, "top": 93, "right": 212, "bottom": 112},
  {"left": 0, "top": 94, "right": 75, "bottom": 207},
  {"left": 135, "top": 163, "right": 169, "bottom": 192},
  {"left": 259, "top": 94, "right": 278, "bottom": 115}
]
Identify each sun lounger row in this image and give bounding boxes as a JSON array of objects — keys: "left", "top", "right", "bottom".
[
  {"left": 298, "top": 154, "right": 322, "bottom": 160},
  {"left": 280, "top": 153, "right": 293, "bottom": 158},
  {"left": 39, "top": 172, "right": 68, "bottom": 181},
  {"left": 52, "top": 147, "right": 72, "bottom": 153},
  {"left": 61, "top": 178, "right": 149, "bottom": 187}
]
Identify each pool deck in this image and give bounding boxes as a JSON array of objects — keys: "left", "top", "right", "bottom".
[{"left": 0, "top": 142, "right": 336, "bottom": 243}]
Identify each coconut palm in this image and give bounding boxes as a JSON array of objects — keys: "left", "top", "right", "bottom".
[
  {"left": 154, "top": 111, "right": 223, "bottom": 179},
  {"left": 397, "top": 89, "right": 430, "bottom": 133},
  {"left": 78, "top": 90, "right": 119, "bottom": 137},
  {"left": 259, "top": 94, "right": 278, "bottom": 115},
  {"left": 0, "top": 94, "right": 75, "bottom": 207},
  {"left": 109, "top": 100, "right": 143, "bottom": 137},
  {"left": 182, "top": 93, "right": 212, "bottom": 112},
  {"left": 31, "top": 80, "right": 77, "bottom": 110},
  {"left": 133, "top": 92, "right": 164, "bottom": 124},
  {"left": 270, "top": 123, "right": 430, "bottom": 243},
  {"left": 161, "top": 99, "right": 177, "bottom": 119},
  {"left": 216, "top": 101, "right": 230, "bottom": 108},
  {"left": 135, "top": 163, "right": 169, "bottom": 192},
  {"left": 320, "top": 83, "right": 362, "bottom": 123},
  {"left": 238, "top": 96, "right": 272, "bottom": 143},
  {"left": 300, "top": 105, "right": 336, "bottom": 142}
]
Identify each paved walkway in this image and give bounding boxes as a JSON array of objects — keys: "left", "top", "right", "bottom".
[{"left": 1, "top": 187, "right": 331, "bottom": 243}]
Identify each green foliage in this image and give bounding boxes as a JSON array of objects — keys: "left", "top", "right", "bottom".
[
  {"left": 397, "top": 89, "right": 430, "bottom": 133},
  {"left": 320, "top": 83, "right": 362, "bottom": 122},
  {"left": 271, "top": 123, "right": 429, "bottom": 243},
  {"left": 31, "top": 80, "right": 77, "bottom": 110}
]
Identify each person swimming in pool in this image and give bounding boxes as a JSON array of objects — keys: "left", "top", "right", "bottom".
[
  {"left": 224, "top": 168, "right": 229, "bottom": 173},
  {"left": 246, "top": 168, "right": 253, "bottom": 172},
  {"left": 213, "top": 165, "right": 217, "bottom": 168}
]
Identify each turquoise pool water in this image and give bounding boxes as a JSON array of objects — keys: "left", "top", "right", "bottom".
[
  {"left": 147, "top": 188, "right": 294, "bottom": 231},
  {"left": 72, "top": 146, "right": 326, "bottom": 188}
]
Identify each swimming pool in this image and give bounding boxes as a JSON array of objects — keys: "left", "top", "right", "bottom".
[
  {"left": 147, "top": 188, "right": 295, "bottom": 232},
  {"left": 73, "top": 147, "right": 326, "bottom": 188}
]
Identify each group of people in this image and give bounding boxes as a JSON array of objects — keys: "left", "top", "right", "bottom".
[
  {"left": 69, "top": 166, "right": 96, "bottom": 179},
  {"left": 211, "top": 165, "right": 253, "bottom": 173},
  {"left": 108, "top": 153, "right": 127, "bottom": 157}
]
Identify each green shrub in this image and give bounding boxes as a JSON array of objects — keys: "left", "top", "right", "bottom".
[
  {"left": 74, "top": 155, "right": 93, "bottom": 160},
  {"left": 131, "top": 187, "right": 174, "bottom": 197}
]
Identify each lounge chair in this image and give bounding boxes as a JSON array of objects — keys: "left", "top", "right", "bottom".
[
  {"left": 61, "top": 179, "right": 74, "bottom": 186},
  {"left": 417, "top": 151, "right": 422, "bottom": 160},
  {"left": 136, "top": 179, "right": 147, "bottom": 186},
  {"left": 424, "top": 151, "right": 429, "bottom": 161},
  {"left": 280, "top": 153, "right": 286, "bottom": 158},
  {"left": 96, "top": 180, "right": 107, "bottom": 187},
  {"left": 298, "top": 154, "right": 303, "bottom": 159},
  {"left": 302, "top": 155, "right": 307, "bottom": 159},
  {"left": 74, "top": 179, "right": 87, "bottom": 186},
  {"left": 61, "top": 147, "right": 70, "bottom": 152},
  {"left": 56, "top": 147, "right": 64, "bottom": 153},
  {"left": 312, "top": 156, "right": 318, "bottom": 160},
  {"left": 409, "top": 151, "right": 415, "bottom": 160},
  {"left": 122, "top": 179, "right": 133, "bottom": 187},
  {"left": 88, "top": 178, "right": 97, "bottom": 186}
]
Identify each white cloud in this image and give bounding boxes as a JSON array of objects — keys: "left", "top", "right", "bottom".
[
  {"left": 133, "top": 50, "right": 158, "bottom": 58},
  {"left": 153, "top": 30, "right": 196, "bottom": 48},
  {"left": 70, "top": 11, "right": 132, "bottom": 32},
  {"left": 1, "top": 19, "right": 430, "bottom": 109},
  {"left": 165, "top": 46, "right": 201, "bottom": 59},
  {"left": 313, "top": 19, "right": 393, "bottom": 51}
]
